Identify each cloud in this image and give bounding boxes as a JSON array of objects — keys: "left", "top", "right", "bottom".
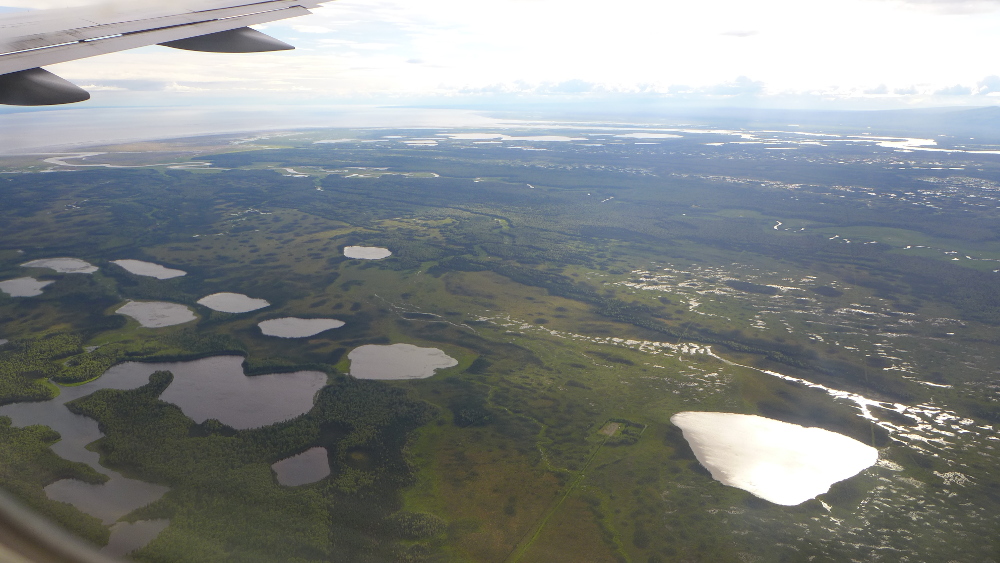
[
  {"left": 544, "top": 79, "right": 595, "bottom": 94},
  {"left": 78, "top": 79, "right": 169, "bottom": 91},
  {"left": 863, "top": 84, "right": 888, "bottom": 95},
  {"left": 704, "top": 76, "right": 764, "bottom": 96},
  {"left": 977, "top": 75, "right": 1000, "bottom": 94},
  {"left": 721, "top": 30, "right": 757, "bottom": 37},
  {"left": 935, "top": 84, "right": 973, "bottom": 95},
  {"left": 75, "top": 83, "right": 126, "bottom": 91},
  {"left": 893, "top": 85, "right": 918, "bottom": 95},
  {"left": 291, "top": 25, "right": 334, "bottom": 33},
  {"left": 880, "top": 0, "right": 1000, "bottom": 14},
  {"left": 317, "top": 38, "right": 394, "bottom": 50}
]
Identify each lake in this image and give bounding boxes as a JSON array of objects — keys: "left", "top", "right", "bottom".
[
  {"left": 21, "top": 257, "right": 97, "bottom": 274},
  {"left": 670, "top": 411, "right": 878, "bottom": 506},
  {"left": 343, "top": 246, "right": 392, "bottom": 260},
  {"left": 153, "top": 356, "right": 328, "bottom": 429},
  {"left": 197, "top": 292, "right": 270, "bottom": 313},
  {"left": 0, "top": 277, "right": 53, "bottom": 297},
  {"left": 101, "top": 519, "right": 170, "bottom": 557},
  {"left": 258, "top": 317, "right": 345, "bottom": 338},
  {"left": 111, "top": 259, "right": 186, "bottom": 280},
  {"left": 116, "top": 301, "right": 197, "bottom": 328},
  {"left": 0, "top": 355, "right": 329, "bottom": 536},
  {"left": 0, "top": 364, "right": 171, "bottom": 527},
  {"left": 272, "top": 447, "right": 330, "bottom": 486},
  {"left": 348, "top": 343, "right": 458, "bottom": 380}
]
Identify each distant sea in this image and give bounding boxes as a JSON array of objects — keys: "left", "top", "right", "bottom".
[{"left": 0, "top": 105, "right": 505, "bottom": 152}]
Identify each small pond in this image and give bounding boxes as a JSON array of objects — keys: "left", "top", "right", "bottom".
[
  {"left": 272, "top": 447, "right": 330, "bottom": 486},
  {"left": 21, "top": 257, "right": 97, "bottom": 274},
  {"left": 259, "top": 317, "right": 345, "bottom": 338},
  {"left": 116, "top": 301, "right": 197, "bottom": 328},
  {"left": 343, "top": 246, "right": 392, "bottom": 260},
  {"left": 670, "top": 412, "right": 878, "bottom": 506},
  {"left": 348, "top": 343, "right": 457, "bottom": 380},
  {"left": 197, "top": 292, "right": 269, "bottom": 313},
  {"left": 0, "top": 277, "right": 53, "bottom": 297},
  {"left": 111, "top": 259, "right": 186, "bottom": 279}
]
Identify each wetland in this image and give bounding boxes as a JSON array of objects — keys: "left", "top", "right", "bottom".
[{"left": 0, "top": 122, "right": 999, "bottom": 561}]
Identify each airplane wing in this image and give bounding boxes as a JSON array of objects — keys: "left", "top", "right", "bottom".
[{"left": 0, "top": 0, "right": 330, "bottom": 106}]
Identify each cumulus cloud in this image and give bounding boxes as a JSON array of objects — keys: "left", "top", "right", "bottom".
[
  {"left": 935, "top": 84, "right": 973, "bottom": 95},
  {"left": 863, "top": 84, "right": 888, "bottom": 95},
  {"left": 721, "top": 30, "right": 757, "bottom": 37},
  {"left": 977, "top": 75, "right": 1000, "bottom": 94}
]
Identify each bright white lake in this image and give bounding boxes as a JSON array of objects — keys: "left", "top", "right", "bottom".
[
  {"left": 116, "top": 301, "right": 196, "bottom": 328},
  {"left": 349, "top": 343, "right": 457, "bottom": 380},
  {"left": 272, "top": 447, "right": 330, "bottom": 486},
  {"left": 671, "top": 412, "right": 878, "bottom": 506},
  {"left": 259, "top": 318, "right": 345, "bottom": 338},
  {"left": 197, "top": 292, "right": 269, "bottom": 313},
  {"left": 111, "top": 259, "right": 186, "bottom": 279},
  {"left": 343, "top": 246, "right": 392, "bottom": 260},
  {"left": 21, "top": 257, "right": 97, "bottom": 274},
  {"left": 0, "top": 277, "right": 53, "bottom": 297}
]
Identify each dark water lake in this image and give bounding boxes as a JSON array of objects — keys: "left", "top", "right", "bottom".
[
  {"left": 0, "top": 356, "right": 328, "bottom": 549},
  {"left": 272, "top": 447, "right": 330, "bottom": 486}
]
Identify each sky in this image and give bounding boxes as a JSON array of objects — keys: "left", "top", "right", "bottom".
[{"left": 3, "top": 0, "right": 1000, "bottom": 112}]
